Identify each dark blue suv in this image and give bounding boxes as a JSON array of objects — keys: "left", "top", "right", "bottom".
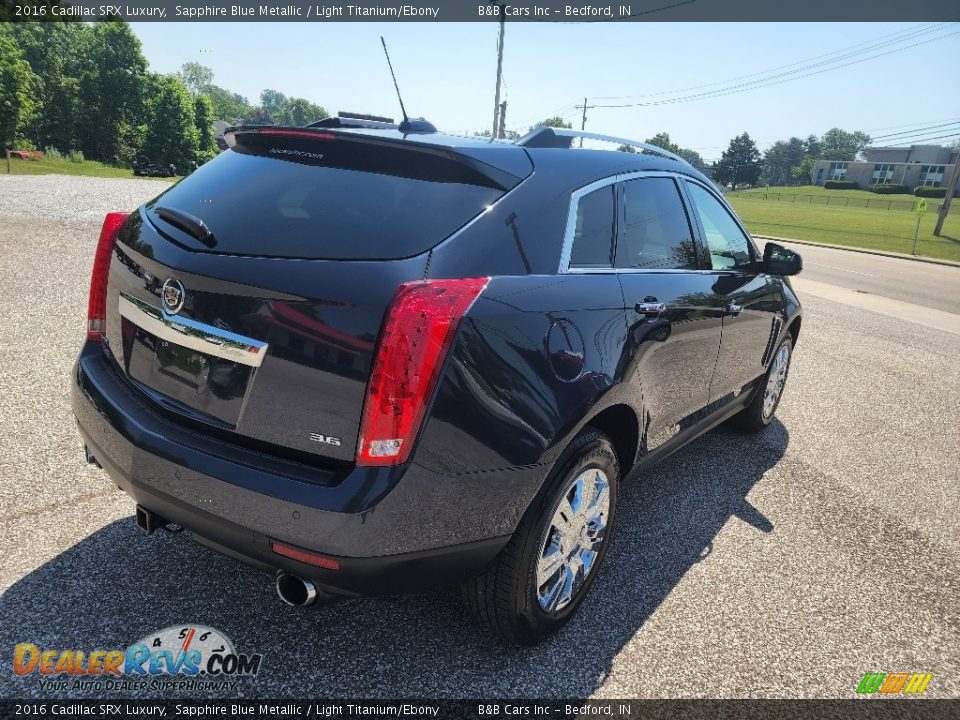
[{"left": 73, "top": 122, "right": 802, "bottom": 644}]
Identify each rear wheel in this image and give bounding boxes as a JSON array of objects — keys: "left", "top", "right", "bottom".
[
  {"left": 733, "top": 336, "right": 793, "bottom": 432},
  {"left": 461, "top": 427, "right": 619, "bottom": 645}
]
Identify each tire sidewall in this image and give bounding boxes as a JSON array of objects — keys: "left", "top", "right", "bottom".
[
  {"left": 759, "top": 336, "right": 793, "bottom": 425},
  {"left": 515, "top": 432, "right": 619, "bottom": 635}
]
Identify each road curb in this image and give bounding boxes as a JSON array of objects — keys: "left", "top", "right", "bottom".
[{"left": 753, "top": 235, "right": 960, "bottom": 268}]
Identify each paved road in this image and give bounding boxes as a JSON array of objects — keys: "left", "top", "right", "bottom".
[
  {"left": 0, "top": 178, "right": 957, "bottom": 700},
  {"left": 760, "top": 238, "right": 960, "bottom": 314}
]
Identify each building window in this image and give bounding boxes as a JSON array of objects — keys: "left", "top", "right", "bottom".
[
  {"left": 872, "top": 164, "right": 896, "bottom": 184},
  {"left": 828, "top": 162, "right": 848, "bottom": 180},
  {"left": 919, "top": 165, "right": 945, "bottom": 187}
]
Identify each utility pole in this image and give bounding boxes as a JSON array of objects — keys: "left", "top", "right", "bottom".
[
  {"left": 497, "top": 101, "right": 507, "bottom": 139},
  {"left": 574, "top": 97, "right": 595, "bottom": 148},
  {"left": 491, "top": 3, "right": 506, "bottom": 138},
  {"left": 934, "top": 155, "right": 960, "bottom": 236}
]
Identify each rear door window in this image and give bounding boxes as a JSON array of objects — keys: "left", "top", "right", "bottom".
[
  {"left": 569, "top": 185, "right": 615, "bottom": 269},
  {"left": 147, "top": 140, "right": 505, "bottom": 261},
  {"left": 616, "top": 177, "right": 702, "bottom": 270}
]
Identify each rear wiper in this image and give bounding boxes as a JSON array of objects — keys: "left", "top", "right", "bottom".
[{"left": 154, "top": 206, "right": 217, "bottom": 248}]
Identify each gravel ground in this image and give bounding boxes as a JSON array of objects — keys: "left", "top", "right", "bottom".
[
  {"left": 0, "top": 174, "right": 169, "bottom": 221},
  {"left": 0, "top": 176, "right": 958, "bottom": 700}
]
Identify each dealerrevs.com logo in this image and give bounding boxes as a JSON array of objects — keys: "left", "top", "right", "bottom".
[
  {"left": 13, "top": 625, "right": 262, "bottom": 693},
  {"left": 856, "top": 672, "right": 933, "bottom": 696}
]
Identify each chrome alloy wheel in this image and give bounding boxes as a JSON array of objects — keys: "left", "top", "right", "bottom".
[
  {"left": 535, "top": 468, "right": 610, "bottom": 613},
  {"left": 763, "top": 344, "right": 791, "bottom": 419}
]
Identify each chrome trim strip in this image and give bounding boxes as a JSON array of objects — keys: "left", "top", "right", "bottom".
[
  {"left": 118, "top": 292, "right": 268, "bottom": 368},
  {"left": 559, "top": 170, "right": 687, "bottom": 274}
]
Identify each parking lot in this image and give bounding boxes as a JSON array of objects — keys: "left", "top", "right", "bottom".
[{"left": 0, "top": 175, "right": 958, "bottom": 699}]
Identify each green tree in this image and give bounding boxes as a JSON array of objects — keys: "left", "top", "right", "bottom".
[
  {"left": 193, "top": 94, "right": 216, "bottom": 159},
  {"left": 0, "top": 33, "right": 39, "bottom": 148},
  {"left": 277, "top": 97, "right": 328, "bottom": 126},
  {"left": 77, "top": 22, "right": 148, "bottom": 160},
  {"left": 260, "top": 89, "right": 287, "bottom": 121},
  {"left": 819, "top": 128, "right": 871, "bottom": 161},
  {"left": 143, "top": 74, "right": 199, "bottom": 170},
  {"left": 4, "top": 22, "right": 90, "bottom": 151},
  {"left": 645, "top": 132, "right": 681, "bottom": 154},
  {"left": 203, "top": 85, "right": 251, "bottom": 123},
  {"left": 792, "top": 156, "right": 817, "bottom": 184},
  {"left": 677, "top": 148, "right": 707, "bottom": 172},
  {"left": 761, "top": 136, "right": 807, "bottom": 186},
  {"left": 528, "top": 116, "right": 572, "bottom": 133},
  {"left": 617, "top": 143, "right": 637, "bottom": 153},
  {"left": 177, "top": 62, "right": 214, "bottom": 95},
  {"left": 713, "top": 132, "right": 761, "bottom": 190}
]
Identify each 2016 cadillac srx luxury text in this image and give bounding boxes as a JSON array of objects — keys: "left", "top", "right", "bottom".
[{"left": 72, "top": 121, "right": 802, "bottom": 644}]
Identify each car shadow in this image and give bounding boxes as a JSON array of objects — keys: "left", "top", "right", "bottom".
[{"left": 0, "top": 420, "right": 787, "bottom": 698}]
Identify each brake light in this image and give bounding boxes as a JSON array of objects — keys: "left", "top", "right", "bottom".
[
  {"left": 87, "top": 212, "right": 129, "bottom": 340},
  {"left": 257, "top": 128, "right": 336, "bottom": 141},
  {"left": 357, "top": 278, "right": 490, "bottom": 466}
]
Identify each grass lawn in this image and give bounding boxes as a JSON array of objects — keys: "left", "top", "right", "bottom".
[
  {"left": 728, "top": 195, "right": 960, "bottom": 262},
  {"left": 3, "top": 155, "right": 179, "bottom": 180}
]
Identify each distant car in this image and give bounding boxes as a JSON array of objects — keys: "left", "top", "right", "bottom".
[
  {"left": 132, "top": 157, "right": 176, "bottom": 177},
  {"left": 9, "top": 150, "right": 44, "bottom": 160},
  {"left": 73, "top": 124, "right": 802, "bottom": 644}
]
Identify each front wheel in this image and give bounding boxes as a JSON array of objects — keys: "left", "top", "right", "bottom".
[
  {"left": 461, "top": 427, "right": 619, "bottom": 645},
  {"left": 733, "top": 336, "right": 793, "bottom": 433}
]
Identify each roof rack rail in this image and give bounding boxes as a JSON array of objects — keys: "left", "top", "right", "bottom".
[{"left": 516, "top": 127, "right": 689, "bottom": 166}]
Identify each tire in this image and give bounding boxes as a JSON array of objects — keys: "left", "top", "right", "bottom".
[
  {"left": 461, "top": 427, "right": 619, "bottom": 645},
  {"left": 733, "top": 335, "right": 793, "bottom": 433}
]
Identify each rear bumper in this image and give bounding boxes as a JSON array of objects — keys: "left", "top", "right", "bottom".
[{"left": 72, "top": 343, "right": 547, "bottom": 596}]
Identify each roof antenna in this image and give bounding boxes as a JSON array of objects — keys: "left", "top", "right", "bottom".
[
  {"left": 380, "top": 36, "right": 436, "bottom": 135},
  {"left": 380, "top": 36, "right": 408, "bottom": 124}
]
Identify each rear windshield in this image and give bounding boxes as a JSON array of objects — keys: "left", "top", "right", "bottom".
[{"left": 147, "top": 140, "right": 505, "bottom": 260}]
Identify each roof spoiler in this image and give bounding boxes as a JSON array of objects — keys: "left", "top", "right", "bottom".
[{"left": 222, "top": 125, "right": 528, "bottom": 191}]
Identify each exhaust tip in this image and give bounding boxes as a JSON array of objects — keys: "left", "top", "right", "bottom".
[{"left": 275, "top": 572, "right": 319, "bottom": 607}]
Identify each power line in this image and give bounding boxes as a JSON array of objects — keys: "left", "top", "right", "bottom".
[
  {"left": 591, "top": 25, "right": 959, "bottom": 109},
  {"left": 870, "top": 132, "right": 960, "bottom": 146},
  {"left": 864, "top": 117, "right": 960, "bottom": 133},
  {"left": 591, "top": 23, "right": 948, "bottom": 102},
  {"left": 869, "top": 121, "right": 960, "bottom": 141}
]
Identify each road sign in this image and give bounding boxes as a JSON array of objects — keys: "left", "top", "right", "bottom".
[{"left": 916, "top": 199, "right": 928, "bottom": 216}]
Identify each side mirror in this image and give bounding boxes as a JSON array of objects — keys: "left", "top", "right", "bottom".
[{"left": 763, "top": 242, "right": 802, "bottom": 276}]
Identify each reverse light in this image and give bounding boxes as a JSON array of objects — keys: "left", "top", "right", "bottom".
[
  {"left": 357, "top": 277, "right": 490, "bottom": 467},
  {"left": 271, "top": 541, "right": 341, "bottom": 571},
  {"left": 87, "top": 212, "right": 129, "bottom": 340}
]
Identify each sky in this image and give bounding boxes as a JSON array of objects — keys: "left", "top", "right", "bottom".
[{"left": 131, "top": 22, "right": 960, "bottom": 160}]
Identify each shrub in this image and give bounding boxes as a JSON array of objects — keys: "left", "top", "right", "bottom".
[
  {"left": 913, "top": 185, "right": 948, "bottom": 198},
  {"left": 824, "top": 180, "right": 858, "bottom": 190},
  {"left": 869, "top": 183, "right": 909, "bottom": 194},
  {"left": 43, "top": 146, "right": 63, "bottom": 159},
  {"left": 68, "top": 150, "right": 85, "bottom": 164}
]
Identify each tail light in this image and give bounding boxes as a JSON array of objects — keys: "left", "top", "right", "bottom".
[
  {"left": 87, "top": 212, "right": 129, "bottom": 340},
  {"left": 357, "top": 277, "right": 490, "bottom": 467}
]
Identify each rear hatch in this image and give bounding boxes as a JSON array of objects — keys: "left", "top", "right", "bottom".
[{"left": 103, "top": 128, "right": 529, "bottom": 466}]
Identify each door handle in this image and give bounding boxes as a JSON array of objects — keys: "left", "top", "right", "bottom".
[
  {"left": 726, "top": 303, "right": 743, "bottom": 317},
  {"left": 636, "top": 301, "right": 667, "bottom": 316}
]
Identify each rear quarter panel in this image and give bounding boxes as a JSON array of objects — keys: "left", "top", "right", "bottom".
[{"left": 412, "top": 275, "right": 627, "bottom": 474}]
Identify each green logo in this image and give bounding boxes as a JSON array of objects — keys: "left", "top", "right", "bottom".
[{"left": 856, "top": 672, "right": 933, "bottom": 695}]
